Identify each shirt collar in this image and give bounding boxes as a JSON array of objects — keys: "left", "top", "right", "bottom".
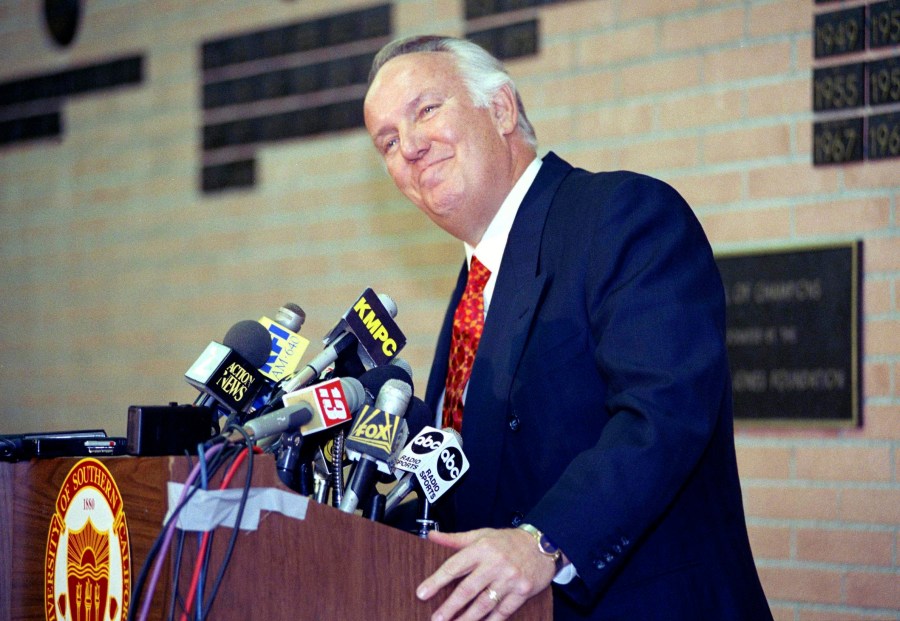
[{"left": 464, "top": 157, "right": 542, "bottom": 310}]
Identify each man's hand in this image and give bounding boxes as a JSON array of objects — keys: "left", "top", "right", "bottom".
[{"left": 416, "top": 528, "right": 556, "bottom": 621}]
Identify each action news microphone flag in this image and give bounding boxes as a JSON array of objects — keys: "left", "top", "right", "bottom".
[
  {"left": 339, "top": 378, "right": 413, "bottom": 514},
  {"left": 185, "top": 320, "right": 272, "bottom": 413}
]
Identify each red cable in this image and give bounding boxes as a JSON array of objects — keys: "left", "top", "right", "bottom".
[{"left": 179, "top": 445, "right": 262, "bottom": 621}]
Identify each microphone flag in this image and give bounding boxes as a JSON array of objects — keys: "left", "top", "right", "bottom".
[
  {"left": 323, "top": 288, "right": 407, "bottom": 367},
  {"left": 258, "top": 316, "right": 310, "bottom": 382},
  {"left": 394, "top": 427, "right": 469, "bottom": 503},
  {"left": 185, "top": 342, "right": 265, "bottom": 413}
]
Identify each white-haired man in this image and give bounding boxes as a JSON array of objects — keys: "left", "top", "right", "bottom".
[{"left": 364, "top": 35, "right": 772, "bottom": 621}]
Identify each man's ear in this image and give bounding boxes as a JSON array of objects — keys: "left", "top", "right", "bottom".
[{"left": 490, "top": 83, "right": 519, "bottom": 136}]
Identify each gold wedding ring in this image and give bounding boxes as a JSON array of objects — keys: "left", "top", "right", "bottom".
[{"left": 486, "top": 588, "right": 501, "bottom": 604}]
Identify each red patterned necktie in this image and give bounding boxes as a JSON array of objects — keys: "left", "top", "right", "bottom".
[{"left": 442, "top": 256, "right": 491, "bottom": 432}]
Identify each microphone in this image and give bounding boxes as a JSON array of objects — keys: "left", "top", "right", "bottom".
[
  {"left": 258, "top": 303, "right": 311, "bottom": 383},
  {"left": 339, "top": 379, "right": 413, "bottom": 514},
  {"left": 185, "top": 320, "right": 272, "bottom": 413},
  {"left": 386, "top": 427, "right": 468, "bottom": 517},
  {"left": 224, "top": 320, "right": 274, "bottom": 368},
  {"left": 357, "top": 362, "right": 413, "bottom": 405},
  {"left": 277, "top": 290, "right": 406, "bottom": 396},
  {"left": 237, "top": 403, "right": 314, "bottom": 444},
  {"left": 240, "top": 377, "right": 365, "bottom": 443},
  {"left": 275, "top": 376, "right": 366, "bottom": 492},
  {"left": 304, "top": 362, "right": 413, "bottom": 503},
  {"left": 281, "top": 376, "right": 365, "bottom": 437}
]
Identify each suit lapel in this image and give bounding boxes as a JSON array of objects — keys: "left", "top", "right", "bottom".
[{"left": 456, "top": 153, "right": 573, "bottom": 524}]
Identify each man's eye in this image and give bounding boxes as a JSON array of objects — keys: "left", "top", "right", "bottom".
[
  {"left": 383, "top": 138, "right": 397, "bottom": 153},
  {"left": 420, "top": 104, "right": 438, "bottom": 117}
]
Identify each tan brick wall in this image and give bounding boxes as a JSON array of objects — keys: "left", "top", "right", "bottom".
[{"left": 1, "top": 1, "right": 898, "bottom": 617}]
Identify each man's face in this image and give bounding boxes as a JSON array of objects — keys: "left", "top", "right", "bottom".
[{"left": 364, "top": 52, "right": 515, "bottom": 244}]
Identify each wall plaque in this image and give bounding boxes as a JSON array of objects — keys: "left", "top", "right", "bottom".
[
  {"left": 813, "top": 62, "right": 865, "bottom": 112},
  {"left": 813, "top": 116, "right": 864, "bottom": 165},
  {"left": 868, "top": 110, "right": 900, "bottom": 160},
  {"left": 716, "top": 243, "right": 861, "bottom": 426},
  {"left": 814, "top": 6, "right": 866, "bottom": 58}
]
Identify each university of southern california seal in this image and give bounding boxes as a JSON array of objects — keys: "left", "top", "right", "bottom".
[{"left": 45, "top": 458, "right": 131, "bottom": 621}]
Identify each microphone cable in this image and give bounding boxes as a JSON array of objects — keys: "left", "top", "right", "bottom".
[
  {"left": 130, "top": 442, "right": 230, "bottom": 621},
  {"left": 178, "top": 430, "right": 259, "bottom": 621}
]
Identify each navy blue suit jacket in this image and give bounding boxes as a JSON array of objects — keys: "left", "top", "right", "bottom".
[{"left": 424, "top": 153, "right": 772, "bottom": 620}]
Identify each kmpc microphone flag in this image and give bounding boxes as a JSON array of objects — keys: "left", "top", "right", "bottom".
[{"left": 324, "top": 288, "right": 407, "bottom": 368}]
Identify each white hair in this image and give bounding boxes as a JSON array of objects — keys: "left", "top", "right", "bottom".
[{"left": 368, "top": 35, "right": 537, "bottom": 148}]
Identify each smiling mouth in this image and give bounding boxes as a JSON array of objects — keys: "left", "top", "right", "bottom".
[{"left": 419, "top": 157, "right": 450, "bottom": 185}]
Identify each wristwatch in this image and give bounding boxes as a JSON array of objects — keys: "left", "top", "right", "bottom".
[{"left": 517, "top": 523, "right": 564, "bottom": 572}]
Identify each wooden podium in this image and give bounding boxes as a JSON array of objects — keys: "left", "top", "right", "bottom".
[{"left": 0, "top": 455, "right": 552, "bottom": 620}]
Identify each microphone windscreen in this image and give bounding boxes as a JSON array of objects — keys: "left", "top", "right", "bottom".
[
  {"left": 277, "top": 303, "right": 306, "bottom": 332},
  {"left": 377, "top": 293, "right": 398, "bottom": 317},
  {"left": 340, "top": 377, "right": 367, "bottom": 412},
  {"left": 404, "top": 397, "right": 435, "bottom": 440},
  {"left": 357, "top": 364, "right": 414, "bottom": 404},
  {"left": 223, "top": 320, "right": 272, "bottom": 368}
]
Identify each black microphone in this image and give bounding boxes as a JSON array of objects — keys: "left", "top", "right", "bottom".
[
  {"left": 185, "top": 320, "right": 272, "bottom": 413},
  {"left": 224, "top": 320, "right": 274, "bottom": 368},
  {"left": 339, "top": 379, "right": 413, "bottom": 514},
  {"left": 403, "top": 397, "right": 436, "bottom": 445},
  {"left": 357, "top": 362, "right": 413, "bottom": 404}
]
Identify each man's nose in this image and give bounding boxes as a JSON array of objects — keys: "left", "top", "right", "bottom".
[{"left": 399, "top": 125, "right": 428, "bottom": 161}]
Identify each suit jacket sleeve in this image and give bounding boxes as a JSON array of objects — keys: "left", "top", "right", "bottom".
[{"left": 514, "top": 169, "right": 733, "bottom": 601}]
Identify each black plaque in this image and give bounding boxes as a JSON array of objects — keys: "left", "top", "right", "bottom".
[
  {"left": 0, "top": 55, "right": 144, "bottom": 149},
  {"left": 716, "top": 244, "right": 861, "bottom": 425},
  {"left": 867, "top": 111, "right": 900, "bottom": 161},
  {"left": 813, "top": 116, "right": 864, "bottom": 165},
  {"left": 868, "top": 56, "right": 900, "bottom": 108},
  {"left": 869, "top": 0, "right": 900, "bottom": 49},
  {"left": 813, "top": 62, "right": 865, "bottom": 112},
  {"left": 814, "top": 6, "right": 865, "bottom": 58},
  {"left": 468, "top": 20, "right": 538, "bottom": 61}
]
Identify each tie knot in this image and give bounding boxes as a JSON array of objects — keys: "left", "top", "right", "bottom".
[{"left": 467, "top": 256, "right": 491, "bottom": 291}]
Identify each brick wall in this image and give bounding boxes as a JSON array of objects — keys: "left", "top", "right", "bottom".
[{"left": 0, "top": 1, "right": 897, "bottom": 618}]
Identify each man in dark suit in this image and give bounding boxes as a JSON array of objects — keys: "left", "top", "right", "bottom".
[{"left": 364, "top": 35, "right": 773, "bottom": 621}]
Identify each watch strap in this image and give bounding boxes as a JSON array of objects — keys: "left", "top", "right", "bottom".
[{"left": 517, "top": 523, "right": 564, "bottom": 571}]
